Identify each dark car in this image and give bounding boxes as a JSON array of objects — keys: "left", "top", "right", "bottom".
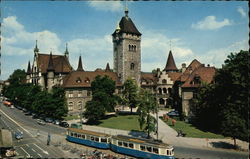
[
  {"left": 44, "top": 117, "right": 53, "bottom": 123},
  {"left": 59, "top": 121, "right": 69, "bottom": 128},
  {"left": 15, "top": 131, "right": 23, "bottom": 140},
  {"left": 167, "top": 110, "right": 179, "bottom": 117}
]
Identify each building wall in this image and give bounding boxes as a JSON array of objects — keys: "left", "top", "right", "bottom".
[
  {"left": 113, "top": 33, "right": 141, "bottom": 85},
  {"left": 181, "top": 89, "right": 194, "bottom": 116}
]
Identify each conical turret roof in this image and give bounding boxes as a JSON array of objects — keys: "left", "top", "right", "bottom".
[
  {"left": 105, "top": 63, "right": 111, "bottom": 72},
  {"left": 27, "top": 61, "right": 31, "bottom": 75},
  {"left": 163, "top": 50, "right": 178, "bottom": 72},
  {"left": 77, "top": 56, "right": 84, "bottom": 71}
]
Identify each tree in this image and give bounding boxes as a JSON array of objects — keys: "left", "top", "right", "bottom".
[
  {"left": 190, "top": 50, "right": 249, "bottom": 145},
  {"left": 83, "top": 75, "right": 117, "bottom": 123},
  {"left": 137, "top": 88, "right": 158, "bottom": 138},
  {"left": 122, "top": 79, "right": 138, "bottom": 113}
]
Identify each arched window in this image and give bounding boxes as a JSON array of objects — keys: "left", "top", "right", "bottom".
[
  {"left": 68, "top": 102, "right": 73, "bottom": 111},
  {"left": 158, "top": 88, "right": 162, "bottom": 94},
  {"left": 159, "top": 98, "right": 165, "bottom": 105},
  {"left": 78, "top": 101, "right": 82, "bottom": 110},
  {"left": 163, "top": 88, "right": 167, "bottom": 94},
  {"left": 130, "top": 63, "right": 135, "bottom": 70},
  {"left": 129, "top": 45, "right": 131, "bottom": 51},
  {"left": 162, "top": 79, "right": 167, "bottom": 84}
]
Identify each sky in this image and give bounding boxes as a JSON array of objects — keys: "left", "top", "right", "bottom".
[{"left": 1, "top": 1, "right": 249, "bottom": 80}]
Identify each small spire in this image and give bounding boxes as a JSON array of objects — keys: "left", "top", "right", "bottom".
[
  {"left": 27, "top": 61, "right": 31, "bottom": 74},
  {"left": 64, "top": 43, "right": 69, "bottom": 57},
  {"left": 125, "top": 0, "right": 128, "bottom": 17},
  {"left": 34, "top": 40, "right": 39, "bottom": 52},
  {"left": 105, "top": 63, "right": 111, "bottom": 72},
  {"left": 163, "top": 50, "right": 178, "bottom": 72},
  {"left": 77, "top": 55, "right": 84, "bottom": 71},
  {"left": 47, "top": 51, "right": 54, "bottom": 71}
]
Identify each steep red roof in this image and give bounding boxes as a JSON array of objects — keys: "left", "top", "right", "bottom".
[
  {"left": 178, "top": 59, "right": 202, "bottom": 82},
  {"left": 141, "top": 72, "right": 157, "bottom": 86},
  {"left": 181, "top": 67, "right": 216, "bottom": 88},
  {"left": 37, "top": 53, "right": 72, "bottom": 74},
  {"left": 62, "top": 71, "right": 122, "bottom": 88},
  {"left": 163, "top": 50, "right": 178, "bottom": 72}
]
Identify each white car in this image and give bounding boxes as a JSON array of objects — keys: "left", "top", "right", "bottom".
[{"left": 37, "top": 119, "right": 46, "bottom": 125}]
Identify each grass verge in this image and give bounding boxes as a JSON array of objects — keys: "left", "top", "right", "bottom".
[{"left": 160, "top": 116, "right": 225, "bottom": 138}]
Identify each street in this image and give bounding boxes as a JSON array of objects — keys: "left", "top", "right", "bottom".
[{"left": 0, "top": 103, "right": 249, "bottom": 159}]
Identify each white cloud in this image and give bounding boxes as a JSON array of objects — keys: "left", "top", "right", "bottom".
[
  {"left": 191, "top": 16, "right": 232, "bottom": 30},
  {"left": 195, "top": 39, "right": 248, "bottom": 68},
  {"left": 1, "top": 16, "right": 62, "bottom": 56},
  {"left": 88, "top": 1, "right": 123, "bottom": 12},
  {"left": 141, "top": 30, "right": 194, "bottom": 71},
  {"left": 237, "top": 6, "right": 246, "bottom": 17}
]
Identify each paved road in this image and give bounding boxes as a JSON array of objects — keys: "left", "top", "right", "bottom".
[{"left": 0, "top": 104, "right": 73, "bottom": 158}]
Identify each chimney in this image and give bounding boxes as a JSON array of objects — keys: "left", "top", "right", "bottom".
[
  {"left": 181, "top": 63, "right": 186, "bottom": 73},
  {"left": 156, "top": 68, "right": 161, "bottom": 77}
]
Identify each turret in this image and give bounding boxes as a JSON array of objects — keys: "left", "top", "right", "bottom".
[
  {"left": 34, "top": 40, "right": 39, "bottom": 57},
  {"left": 26, "top": 61, "right": 31, "bottom": 83},
  {"left": 163, "top": 50, "right": 178, "bottom": 72},
  {"left": 77, "top": 56, "right": 84, "bottom": 71},
  {"left": 105, "top": 63, "right": 111, "bottom": 72},
  {"left": 64, "top": 43, "right": 69, "bottom": 60}
]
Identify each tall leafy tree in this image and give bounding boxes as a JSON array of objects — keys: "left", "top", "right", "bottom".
[
  {"left": 83, "top": 75, "right": 117, "bottom": 123},
  {"left": 190, "top": 50, "right": 249, "bottom": 147},
  {"left": 137, "top": 88, "right": 158, "bottom": 138},
  {"left": 122, "top": 79, "right": 138, "bottom": 113}
]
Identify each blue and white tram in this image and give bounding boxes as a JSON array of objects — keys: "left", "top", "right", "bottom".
[
  {"left": 66, "top": 128, "right": 111, "bottom": 149},
  {"left": 110, "top": 135, "right": 174, "bottom": 159}
]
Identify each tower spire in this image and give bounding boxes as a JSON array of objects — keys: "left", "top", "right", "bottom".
[
  {"left": 77, "top": 55, "right": 84, "bottom": 71},
  {"left": 34, "top": 40, "right": 39, "bottom": 53},
  {"left": 105, "top": 63, "right": 111, "bottom": 72},
  {"left": 163, "top": 50, "right": 178, "bottom": 72},
  {"left": 125, "top": 0, "right": 128, "bottom": 17},
  {"left": 64, "top": 43, "right": 69, "bottom": 59},
  {"left": 27, "top": 61, "right": 31, "bottom": 75}
]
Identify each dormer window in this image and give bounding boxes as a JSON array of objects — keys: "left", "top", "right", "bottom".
[
  {"left": 85, "top": 78, "right": 90, "bottom": 83},
  {"left": 76, "top": 77, "right": 81, "bottom": 83}
]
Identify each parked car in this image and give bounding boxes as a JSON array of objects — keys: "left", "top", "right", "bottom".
[
  {"left": 22, "top": 108, "right": 28, "bottom": 113},
  {"left": 15, "top": 131, "right": 23, "bottom": 140},
  {"left": 53, "top": 119, "right": 60, "bottom": 125},
  {"left": 25, "top": 111, "right": 33, "bottom": 116},
  {"left": 59, "top": 121, "right": 69, "bottom": 128},
  {"left": 167, "top": 110, "right": 180, "bottom": 117},
  {"left": 37, "top": 119, "right": 46, "bottom": 125},
  {"left": 44, "top": 117, "right": 53, "bottom": 123}
]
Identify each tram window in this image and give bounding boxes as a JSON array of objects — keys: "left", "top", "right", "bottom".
[
  {"left": 82, "top": 135, "right": 85, "bottom": 139},
  {"left": 140, "top": 145, "right": 145, "bottom": 151},
  {"left": 91, "top": 136, "right": 94, "bottom": 141},
  {"left": 78, "top": 134, "right": 81, "bottom": 138},
  {"left": 108, "top": 138, "right": 110, "bottom": 142},
  {"left": 74, "top": 133, "right": 77, "bottom": 137},
  {"left": 166, "top": 150, "right": 169, "bottom": 155},
  {"left": 146, "top": 146, "right": 152, "bottom": 152},
  {"left": 123, "top": 142, "right": 128, "bottom": 147},
  {"left": 70, "top": 133, "right": 74, "bottom": 136},
  {"left": 118, "top": 141, "right": 122, "bottom": 146},
  {"left": 129, "top": 143, "right": 134, "bottom": 149},
  {"left": 101, "top": 138, "right": 107, "bottom": 143},
  {"left": 153, "top": 148, "right": 159, "bottom": 154},
  {"left": 95, "top": 137, "right": 99, "bottom": 142}
]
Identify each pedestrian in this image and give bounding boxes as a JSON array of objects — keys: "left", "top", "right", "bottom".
[
  {"left": 47, "top": 132, "right": 51, "bottom": 146},
  {"left": 172, "top": 119, "right": 176, "bottom": 127}
]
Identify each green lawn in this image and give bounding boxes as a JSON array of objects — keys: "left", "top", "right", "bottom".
[
  {"left": 160, "top": 117, "right": 225, "bottom": 138},
  {"left": 97, "top": 114, "right": 143, "bottom": 132},
  {"left": 63, "top": 115, "right": 80, "bottom": 121}
]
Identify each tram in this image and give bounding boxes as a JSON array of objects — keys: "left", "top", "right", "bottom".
[
  {"left": 110, "top": 135, "right": 174, "bottom": 159},
  {"left": 66, "top": 128, "right": 111, "bottom": 149},
  {"left": 66, "top": 128, "right": 175, "bottom": 159}
]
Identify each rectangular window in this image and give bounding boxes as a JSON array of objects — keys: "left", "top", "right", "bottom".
[
  {"left": 153, "top": 148, "right": 159, "bottom": 154},
  {"left": 118, "top": 141, "right": 122, "bottom": 146},
  {"left": 69, "top": 91, "right": 73, "bottom": 97},
  {"left": 74, "top": 133, "right": 77, "bottom": 137},
  {"left": 123, "top": 142, "right": 128, "bottom": 147},
  {"left": 146, "top": 146, "right": 152, "bottom": 152},
  {"left": 90, "top": 136, "right": 94, "bottom": 141},
  {"left": 101, "top": 138, "right": 107, "bottom": 143},
  {"left": 82, "top": 135, "right": 85, "bottom": 139},
  {"left": 70, "top": 133, "right": 74, "bottom": 136},
  {"left": 140, "top": 145, "right": 145, "bottom": 151},
  {"left": 129, "top": 143, "right": 134, "bottom": 149},
  {"left": 78, "top": 90, "right": 82, "bottom": 97},
  {"left": 77, "top": 134, "right": 81, "bottom": 138},
  {"left": 87, "top": 90, "right": 91, "bottom": 96},
  {"left": 95, "top": 137, "right": 99, "bottom": 142}
]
